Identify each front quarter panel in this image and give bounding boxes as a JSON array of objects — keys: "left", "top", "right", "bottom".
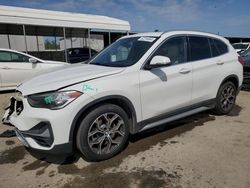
[{"left": 64, "top": 69, "right": 142, "bottom": 122}]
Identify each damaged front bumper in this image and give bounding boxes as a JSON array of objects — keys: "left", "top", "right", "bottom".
[{"left": 2, "top": 95, "right": 73, "bottom": 154}]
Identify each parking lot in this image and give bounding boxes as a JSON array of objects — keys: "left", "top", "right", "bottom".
[{"left": 0, "top": 91, "right": 249, "bottom": 188}]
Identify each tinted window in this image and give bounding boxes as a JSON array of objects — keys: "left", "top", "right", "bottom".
[
  {"left": 153, "top": 36, "right": 186, "bottom": 65},
  {"left": 0, "top": 51, "right": 12, "bottom": 62},
  {"left": 79, "top": 48, "right": 89, "bottom": 54},
  {"left": 232, "top": 43, "right": 248, "bottom": 50},
  {"left": 209, "top": 38, "right": 220, "bottom": 57},
  {"left": 189, "top": 36, "right": 211, "bottom": 61},
  {"left": 0, "top": 51, "right": 29, "bottom": 62},
  {"left": 213, "top": 39, "right": 228, "bottom": 55}
]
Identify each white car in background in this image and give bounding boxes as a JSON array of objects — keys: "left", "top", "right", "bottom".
[
  {"left": 0, "top": 49, "right": 68, "bottom": 91},
  {"left": 232, "top": 42, "right": 250, "bottom": 53}
]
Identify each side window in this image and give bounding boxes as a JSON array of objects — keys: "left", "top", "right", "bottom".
[
  {"left": 0, "top": 51, "right": 12, "bottom": 62},
  {"left": 153, "top": 36, "right": 186, "bottom": 65},
  {"left": 209, "top": 38, "right": 220, "bottom": 57},
  {"left": 10, "top": 52, "right": 29, "bottom": 62},
  {"left": 188, "top": 36, "right": 211, "bottom": 61},
  {"left": 213, "top": 39, "right": 228, "bottom": 55}
]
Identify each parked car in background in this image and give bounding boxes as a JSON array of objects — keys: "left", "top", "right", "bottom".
[
  {"left": 3, "top": 31, "right": 243, "bottom": 161},
  {"left": 67, "top": 47, "right": 98, "bottom": 63},
  {"left": 0, "top": 49, "right": 68, "bottom": 91},
  {"left": 232, "top": 42, "right": 250, "bottom": 53},
  {"left": 240, "top": 48, "right": 250, "bottom": 88}
]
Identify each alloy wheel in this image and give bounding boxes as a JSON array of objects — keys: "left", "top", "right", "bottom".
[
  {"left": 220, "top": 85, "right": 235, "bottom": 111},
  {"left": 87, "top": 112, "right": 126, "bottom": 155}
]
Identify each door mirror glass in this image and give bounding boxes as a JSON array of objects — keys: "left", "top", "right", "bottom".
[
  {"left": 149, "top": 55, "right": 171, "bottom": 68},
  {"left": 29, "top": 58, "right": 38, "bottom": 64}
]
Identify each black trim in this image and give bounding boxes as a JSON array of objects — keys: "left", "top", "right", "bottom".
[
  {"left": 69, "top": 95, "right": 137, "bottom": 141},
  {"left": 27, "top": 141, "right": 73, "bottom": 155},
  {"left": 136, "top": 99, "right": 216, "bottom": 132},
  {"left": 21, "top": 121, "right": 54, "bottom": 147}
]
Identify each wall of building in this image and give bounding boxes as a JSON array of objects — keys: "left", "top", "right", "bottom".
[
  {"left": 0, "top": 35, "right": 45, "bottom": 51},
  {"left": 59, "top": 34, "right": 104, "bottom": 52}
]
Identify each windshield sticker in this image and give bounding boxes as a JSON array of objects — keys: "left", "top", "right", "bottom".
[
  {"left": 82, "top": 85, "right": 98, "bottom": 92},
  {"left": 138, "top": 37, "right": 156, "bottom": 42}
]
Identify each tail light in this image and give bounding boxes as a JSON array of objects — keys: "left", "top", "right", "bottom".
[{"left": 238, "top": 56, "right": 244, "bottom": 66}]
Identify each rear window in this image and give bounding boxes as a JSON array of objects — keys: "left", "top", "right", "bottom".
[
  {"left": 209, "top": 38, "right": 220, "bottom": 57},
  {"left": 232, "top": 43, "right": 248, "bottom": 50},
  {"left": 213, "top": 39, "right": 228, "bottom": 55},
  {"left": 188, "top": 36, "right": 211, "bottom": 61}
]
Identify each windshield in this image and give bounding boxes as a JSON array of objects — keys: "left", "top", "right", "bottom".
[
  {"left": 241, "top": 48, "right": 250, "bottom": 57},
  {"left": 89, "top": 36, "right": 157, "bottom": 67},
  {"left": 232, "top": 43, "right": 249, "bottom": 50}
]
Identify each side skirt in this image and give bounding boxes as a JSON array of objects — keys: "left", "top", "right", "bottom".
[{"left": 137, "top": 99, "right": 216, "bottom": 133}]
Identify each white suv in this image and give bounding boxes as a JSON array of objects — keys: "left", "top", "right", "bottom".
[{"left": 3, "top": 31, "right": 243, "bottom": 161}]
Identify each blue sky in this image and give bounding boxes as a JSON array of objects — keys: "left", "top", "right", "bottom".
[{"left": 0, "top": 0, "right": 250, "bottom": 37}]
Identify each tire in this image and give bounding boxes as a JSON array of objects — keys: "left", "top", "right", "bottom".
[
  {"left": 76, "top": 104, "right": 130, "bottom": 161},
  {"left": 213, "top": 81, "right": 237, "bottom": 115}
]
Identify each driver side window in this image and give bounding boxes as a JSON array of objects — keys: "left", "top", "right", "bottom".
[
  {"left": 10, "top": 52, "right": 30, "bottom": 63},
  {"left": 153, "top": 36, "right": 186, "bottom": 65}
]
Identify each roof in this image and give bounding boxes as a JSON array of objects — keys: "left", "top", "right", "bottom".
[
  {"left": 126, "top": 32, "right": 164, "bottom": 37},
  {"left": 123, "top": 30, "right": 227, "bottom": 41},
  {"left": 0, "top": 5, "right": 130, "bottom": 32}
]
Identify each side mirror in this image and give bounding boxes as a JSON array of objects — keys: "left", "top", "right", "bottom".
[
  {"left": 145, "top": 55, "right": 171, "bottom": 70},
  {"left": 150, "top": 55, "right": 171, "bottom": 66},
  {"left": 29, "top": 58, "right": 38, "bottom": 64}
]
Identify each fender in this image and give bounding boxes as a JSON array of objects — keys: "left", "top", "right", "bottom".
[{"left": 69, "top": 95, "right": 138, "bottom": 142}]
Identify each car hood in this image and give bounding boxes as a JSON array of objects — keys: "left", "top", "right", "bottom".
[{"left": 18, "top": 64, "right": 125, "bottom": 96}]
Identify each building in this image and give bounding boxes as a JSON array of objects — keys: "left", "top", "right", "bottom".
[{"left": 0, "top": 5, "right": 131, "bottom": 62}]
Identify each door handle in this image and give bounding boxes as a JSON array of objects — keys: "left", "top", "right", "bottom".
[
  {"left": 179, "top": 68, "right": 191, "bottom": 74},
  {"left": 2, "top": 66, "right": 11, "bottom": 70},
  {"left": 216, "top": 61, "right": 224, "bottom": 65}
]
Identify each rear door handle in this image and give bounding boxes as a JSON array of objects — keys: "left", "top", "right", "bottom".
[
  {"left": 216, "top": 61, "right": 224, "bottom": 65},
  {"left": 179, "top": 68, "right": 191, "bottom": 74}
]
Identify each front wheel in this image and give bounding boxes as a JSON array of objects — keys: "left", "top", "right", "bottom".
[
  {"left": 213, "top": 81, "right": 237, "bottom": 115},
  {"left": 76, "top": 104, "right": 129, "bottom": 161}
]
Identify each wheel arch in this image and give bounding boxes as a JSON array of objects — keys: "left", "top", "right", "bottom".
[
  {"left": 219, "top": 74, "right": 239, "bottom": 90},
  {"left": 69, "top": 95, "right": 138, "bottom": 146}
]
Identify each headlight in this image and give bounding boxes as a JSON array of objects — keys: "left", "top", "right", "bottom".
[{"left": 27, "top": 91, "right": 82, "bottom": 110}]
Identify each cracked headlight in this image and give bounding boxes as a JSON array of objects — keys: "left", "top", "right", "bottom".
[{"left": 27, "top": 91, "right": 82, "bottom": 110}]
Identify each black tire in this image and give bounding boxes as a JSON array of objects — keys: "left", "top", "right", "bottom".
[
  {"left": 76, "top": 104, "right": 130, "bottom": 161},
  {"left": 213, "top": 81, "right": 237, "bottom": 115}
]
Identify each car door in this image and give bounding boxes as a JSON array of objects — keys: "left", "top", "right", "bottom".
[
  {"left": 0, "top": 51, "right": 40, "bottom": 87},
  {"left": 188, "top": 36, "right": 224, "bottom": 104},
  {"left": 140, "top": 36, "right": 193, "bottom": 120}
]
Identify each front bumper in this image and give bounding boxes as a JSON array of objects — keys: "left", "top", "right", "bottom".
[{"left": 2, "top": 93, "right": 92, "bottom": 155}]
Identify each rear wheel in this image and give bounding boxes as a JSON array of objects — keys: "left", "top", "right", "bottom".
[
  {"left": 213, "top": 81, "right": 237, "bottom": 115},
  {"left": 76, "top": 104, "right": 129, "bottom": 161}
]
